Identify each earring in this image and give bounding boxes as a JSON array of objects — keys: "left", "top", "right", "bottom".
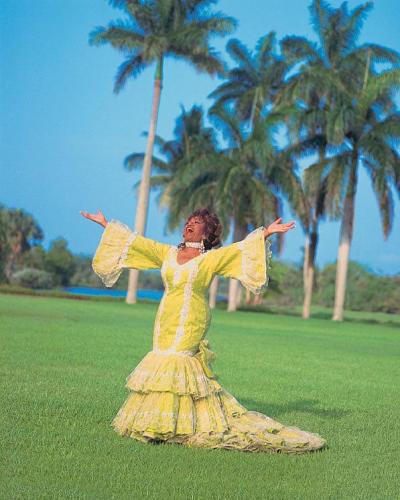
[{"left": 200, "top": 238, "right": 206, "bottom": 253}]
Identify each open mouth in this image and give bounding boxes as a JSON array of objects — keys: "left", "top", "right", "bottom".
[{"left": 186, "top": 227, "right": 194, "bottom": 234}]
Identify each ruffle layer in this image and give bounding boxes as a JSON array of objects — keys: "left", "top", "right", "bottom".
[
  {"left": 112, "top": 387, "right": 326, "bottom": 453},
  {"left": 112, "top": 350, "right": 327, "bottom": 454},
  {"left": 125, "top": 349, "right": 222, "bottom": 399},
  {"left": 237, "top": 227, "right": 272, "bottom": 295}
]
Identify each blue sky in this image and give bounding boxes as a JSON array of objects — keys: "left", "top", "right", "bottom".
[{"left": 1, "top": 0, "right": 399, "bottom": 275}]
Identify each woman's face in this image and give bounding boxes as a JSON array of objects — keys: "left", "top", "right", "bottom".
[{"left": 182, "top": 216, "right": 206, "bottom": 243}]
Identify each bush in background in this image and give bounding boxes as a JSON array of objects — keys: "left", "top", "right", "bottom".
[{"left": 10, "top": 268, "right": 53, "bottom": 289}]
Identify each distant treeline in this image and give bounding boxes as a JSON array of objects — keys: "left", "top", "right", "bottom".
[{"left": 0, "top": 204, "right": 398, "bottom": 314}]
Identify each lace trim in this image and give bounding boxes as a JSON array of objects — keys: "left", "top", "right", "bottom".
[
  {"left": 92, "top": 219, "right": 139, "bottom": 288},
  {"left": 153, "top": 249, "right": 203, "bottom": 352},
  {"left": 151, "top": 349, "right": 194, "bottom": 357},
  {"left": 170, "top": 260, "right": 199, "bottom": 351},
  {"left": 108, "top": 218, "right": 135, "bottom": 234},
  {"left": 120, "top": 231, "right": 138, "bottom": 264},
  {"left": 120, "top": 409, "right": 192, "bottom": 419},
  {"left": 170, "top": 247, "right": 208, "bottom": 271},
  {"left": 236, "top": 226, "right": 272, "bottom": 295},
  {"left": 173, "top": 266, "right": 184, "bottom": 286},
  {"left": 128, "top": 369, "right": 207, "bottom": 381},
  {"left": 153, "top": 254, "right": 172, "bottom": 349}
]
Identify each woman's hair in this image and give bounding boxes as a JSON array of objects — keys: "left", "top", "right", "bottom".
[{"left": 185, "top": 207, "right": 223, "bottom": 250}]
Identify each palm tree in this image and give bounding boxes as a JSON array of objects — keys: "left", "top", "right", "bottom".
[
  {"left": 320, "top": 69, "right": 400, "bottom": 320},
  {"left": 127, "top": 102, "right": 306, "bottom": 312},
  {"left": 89, "top": 0, "right": 236, "bottom": 304},
  {"left": 207, "top": 106, "right": 306, "bottom": 311},
  {"left": 0, "top": 205, "right": 44, "bottom": 282},
  {"left": 125, "top": 105, "right": 228, "bottom": 308},
  {"left": 273, "top": 100, "right": 331, "bottom": 319},
  {"left": 124, "top": 105, "right": 225, "bottom": 225},
  {"left": 209, "top": 33, "right": 286, "bottom": 127},
  {"left": 207, "top": 33, "right": 297, "bottom": 307},
  {"left": 280, "top": 0, "right": 400, "bottom": 320}
]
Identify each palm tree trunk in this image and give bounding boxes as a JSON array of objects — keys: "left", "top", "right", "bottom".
[
  {"left": 302, "top": 216, "right": 318, "bottom": 319},
  {"left": 303, "top": 233, "right": 310, "bottom": 294},
  {"left": 127, "top": 58, "right": 163, "bottom": 305},
  {"left": 363, "top": 48, "right": 371, "bottom": 91},
  {"left": 4, "top": 255, "right": 15, "bottom": 282},
  {"left": 332, "top": 164, "right": 358, "bottom": 321},
  {"left": 253, "top": 293, "right": 262, "bottom": 306},
  {"left": 209, "top": 275, "right": 219, "bottom": 309},
  {"left": 227, "top": 279, "right": 239, "bottom": 312},
  {"left": 249, "top": 88, "right": 259, "bottom": 129},
  {"left": 227, "top": 221, "right": 248, "bottom": 312},
  {"left": 236, "top": 283, "right": 243, "bottom": 307}
]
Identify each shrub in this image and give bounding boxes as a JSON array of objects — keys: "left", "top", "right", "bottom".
[{"left": 10, "top": 268, "right": 53, "bottom": 289}]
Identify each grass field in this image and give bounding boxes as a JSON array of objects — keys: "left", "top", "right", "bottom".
[{"left": 1, "top": 294, "right": 399, "bottom": 499}]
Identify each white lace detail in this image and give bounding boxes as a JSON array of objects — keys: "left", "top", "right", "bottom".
[
  {"left": 120, "top": 231, "right": 138, "bottom": 264},
  {"left": 170, "top": 260, "right": 199, "bottom": 351},
  {"left": 109, "top": 218, "right": 135, "bottom": 234},
  {"left": 153, "top": 251, "right": 178, "bottom": 349},
  {"left": 171, "top": 246, "right": 209, "bottom": 269},
  {"left": 153, "top": 247, "right": 205, "bottom": 351},
  {"left": 173, "top": 265, "right": 184, "bottom": 286},
  {"left": 126, "top": 410, "right": 192, "bottom": 419},
  {"left": 237, "top": 226, "right": 272, "bottom": 295},
  {"left": 153, "top": 293, "right": 166, "bottom": 348},
  {"left": 92, "top": 219, "right": 139, "bottom": 288},
  {"left": 151, "top": 349, "right": 194, "bottom": 357},
  {"left": 128, "top": 370, "right": 206, "bottom": 381},
  {"left": 153, "top": 264, "right": 168, "bottom": 350}
]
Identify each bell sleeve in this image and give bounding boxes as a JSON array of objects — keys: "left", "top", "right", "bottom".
[
  {"left": 92, "top": 219, "right": 171, "bottom": 287},
  {"left": 210, "top": 226, "right": 272, "bottom": 295}
]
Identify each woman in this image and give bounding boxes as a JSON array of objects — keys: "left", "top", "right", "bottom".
[{"left": 81, "top": 207, "right": 327, "bottom": 453}]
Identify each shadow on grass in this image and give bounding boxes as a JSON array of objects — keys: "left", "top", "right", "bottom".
[
  {"left": 238, "top": 397, "right": 350, "bottom": 421},
  {"left": 311, "top": 310, "right": 400, "bottom": 328},
  {"left": 237, "top": 305, "right": 400, "bottom": 328}
]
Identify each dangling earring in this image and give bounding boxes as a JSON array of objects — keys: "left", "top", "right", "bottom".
[{"left": 200, "top": 238, "right": 206, "bottom": 253}]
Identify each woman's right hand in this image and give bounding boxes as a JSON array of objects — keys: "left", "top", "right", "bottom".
[{"left": 80, "top": 209, "right": 108, "bottom": 228}]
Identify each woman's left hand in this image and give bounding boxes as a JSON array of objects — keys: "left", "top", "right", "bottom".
[{"left": 264, "top": 217, "right": 295, "bottom": 238}]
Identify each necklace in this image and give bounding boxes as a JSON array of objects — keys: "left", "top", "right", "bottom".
[{"left": 185, "top": 241, "right": 203, "bottom": 248}]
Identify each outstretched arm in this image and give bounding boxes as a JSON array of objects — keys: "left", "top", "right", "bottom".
[
  {"left": 209, "top": 217, "right": 295, "bottom": 295},
  {"left": 80, "top": 209, "right": 108, "bottom": 227},
  {"left": 263, "top": 217, "right": 295, "bottom": 238},
  {"left": 81, "top": 209, "right": 171, "bottom": 287}
]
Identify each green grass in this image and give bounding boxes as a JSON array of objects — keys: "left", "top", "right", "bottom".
[{"left": 1, "top": 295, "right": 399, "bottom": 499}]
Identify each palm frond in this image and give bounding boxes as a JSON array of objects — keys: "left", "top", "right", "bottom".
[
  {"left": 226, "top": 38, "right": 253, "bottom": 69},
  {"left": 113, "top": 52, "right": 147, "bottom": 93},
  {"left": 341, "top": 2, "right": 373, "bottom": 54},
  {"left": 88, "top": 20, "right": 145, "bottom": 50},
  {"left": 280, "top": 36, "right": 320, "bottom": 65},
  {"left": 365, "top": 166, "right": 395, "bottom": 238},
  {"left": 256, "top": 31, "right": 277, "bottom": 66},
  {"left": 124, "top": 152, "right": 167, "bottom": 171}
]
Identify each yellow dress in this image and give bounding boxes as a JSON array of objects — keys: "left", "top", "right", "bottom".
[{"left": 92, "top": 219, "right": 327, "bottom": 453}]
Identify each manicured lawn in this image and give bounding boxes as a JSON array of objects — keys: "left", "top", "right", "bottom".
[{"left": 1, "top": 294, "right": 399, "bottom": 499}]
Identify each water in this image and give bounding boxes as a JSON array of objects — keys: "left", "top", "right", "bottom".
[
  {"left": 64, "top": 286, "right": 163, "bottom": 301},
  {"left": 64, "top": 286, "right": 227, "bottom": 302}
]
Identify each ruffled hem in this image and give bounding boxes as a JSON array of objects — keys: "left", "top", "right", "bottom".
[
  {"left": 112, "top": 349, "right": 327, "bottom": 454},
  {"left": 125, "top": 349, "right": 222, "bottom": 399},
  {"left": 112, "top": 387, "right": 327, "bottom": 454},
  {"left": 237, "top": 226, "right": 272, "bottom": 295}
]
